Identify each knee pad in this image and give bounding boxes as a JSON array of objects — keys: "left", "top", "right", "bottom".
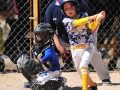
[{"left": 31, "top": 77, "right": 67, "bottom": 90}]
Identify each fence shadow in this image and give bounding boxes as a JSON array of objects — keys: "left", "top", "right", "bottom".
[
  {"left": 65, "top": 86, "right": 82, "bottom": 90},
  {"left": 97, "top": 83, "right": 120, "bottom": 86}
]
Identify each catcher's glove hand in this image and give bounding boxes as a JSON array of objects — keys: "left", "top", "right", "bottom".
[
  {"left": 37, "top": 53, "right": 42, "bottom": 60},
  {"left": 17, "top": 54, "right": 44, "bottom": 75}
]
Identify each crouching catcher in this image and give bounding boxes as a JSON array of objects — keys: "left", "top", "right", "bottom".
[{"left": 17, "top": 22, "right": 67, "bottom": 90}]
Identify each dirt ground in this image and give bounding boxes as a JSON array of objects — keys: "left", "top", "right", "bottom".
[
  {"left": 0, "top": 71, "right": 120, "bottom": 90},
  {"left": 0, "top": 56, "right": 120, "bottom": 90}
]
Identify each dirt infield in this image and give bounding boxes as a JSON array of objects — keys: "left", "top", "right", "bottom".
[{"left": 0, "top": 71, "right": 120, "bottom": 90}]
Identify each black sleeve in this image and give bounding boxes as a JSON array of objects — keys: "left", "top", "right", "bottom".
[
  {"left": 44, "top": 1, "right": 56, "bottom": 31},
  {"left": 82, "top": 0, "right": 92, "bottom": 16},
  {"left": 77, "top": 0, "right": 92, "bottom": 16}
]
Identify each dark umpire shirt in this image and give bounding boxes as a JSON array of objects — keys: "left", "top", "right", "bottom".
[{"left": 44, "top": 0, "right": 91, "bottom": 43}]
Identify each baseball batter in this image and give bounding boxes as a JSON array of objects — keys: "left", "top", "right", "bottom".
[
  {"left": 45, "top": 0, "right": 111, "bottom": 86},
  {"left": 59, "top": 0, "right": 105, "bottom": 90}
]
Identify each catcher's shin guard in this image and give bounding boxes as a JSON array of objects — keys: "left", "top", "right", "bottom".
[
  {"left": 31, "top": 77, "right": 67, "bottom": 90},
  {"left": 21, "top": 68, "right": 33, "bottom": 82}
]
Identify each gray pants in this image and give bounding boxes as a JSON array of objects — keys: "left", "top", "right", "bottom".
[
  {"left": 91, "top": 51, "right": 110, "bottom": 80},
  {"left": 58, "top": 36, "right": 110, "bottom": 80}
]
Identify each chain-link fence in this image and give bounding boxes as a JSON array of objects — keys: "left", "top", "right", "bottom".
[
  {"left": 0, "top": 0, "right": 120, "bottom": 72},
  {"left": 0, "top": 0, "right": 31, "bottom": 72},
  {"left": 86, "top": 0, "right": 120, "bottom": 71}
]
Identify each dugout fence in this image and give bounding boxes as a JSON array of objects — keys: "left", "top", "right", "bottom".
[{"left": 0, "top": 0, "right": 120, "bottom": 72}]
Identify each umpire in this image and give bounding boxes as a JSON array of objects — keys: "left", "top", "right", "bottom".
[{"left": 44, "top": 0, "right": 111, "bottom": 85}]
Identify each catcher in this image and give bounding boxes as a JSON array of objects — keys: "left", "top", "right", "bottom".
[{"left": 17, "top": 23, "right": 66, "bottom": 90}]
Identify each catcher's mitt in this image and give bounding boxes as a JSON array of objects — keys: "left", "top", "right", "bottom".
[{"left": 17, "top": 54, "right": 44, "bottom": 75}]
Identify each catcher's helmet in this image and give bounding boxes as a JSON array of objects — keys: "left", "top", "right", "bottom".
[{"left": 34, "top": 23, "right": 54, "bottom": 47}]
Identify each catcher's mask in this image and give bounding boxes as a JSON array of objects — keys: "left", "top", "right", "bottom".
[
  {"left": 34, "top": 23, "right": 55, "bottom": 47},
  {"left": 57, "top": 0, "right": 81, "bottom": 15}
]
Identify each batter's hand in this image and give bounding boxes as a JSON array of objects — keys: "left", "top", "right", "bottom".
[{"left": 96, "top": 11, "right": 106, "bottom": 22}]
